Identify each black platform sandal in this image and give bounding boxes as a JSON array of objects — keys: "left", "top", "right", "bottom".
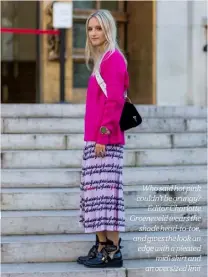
[
  {"left": 83, "top": 238, "right": 123, "bottom": 268},
  {"left": 77, "top": 235, "right": 99, "bottom": 264}
]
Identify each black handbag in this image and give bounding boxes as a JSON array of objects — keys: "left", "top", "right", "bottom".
[
  {"left": 119, "top": 97, "right": 142, "bottom": 131},
  {"left": 95, "top": 71, "right": 142, "bottom": 132}
]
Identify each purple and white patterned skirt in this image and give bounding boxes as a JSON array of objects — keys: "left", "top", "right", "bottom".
[{"left": 79, "top": 141, "right": 126, "bottom": 233}]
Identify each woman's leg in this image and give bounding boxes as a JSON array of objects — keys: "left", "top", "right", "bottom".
[
  {"left": 106, "top": 231, "right": 119, "bottom": 248},
  {"left": 96, "top": 231, "right": 107, "bottom": 251}
]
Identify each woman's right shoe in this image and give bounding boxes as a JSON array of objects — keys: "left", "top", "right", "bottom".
[
  {"left": 76, "top": 235, "right": 113, "bottom": 264},
  {"left": 77, "top": 235, "right": 99, "bottom": 264},
  {"left": 83, "top": 238, "right": 123, "bottom": 268}
]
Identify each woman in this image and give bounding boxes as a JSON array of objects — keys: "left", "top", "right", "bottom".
[{"left": 77, "top": 9, "right": 129, "bottom": 268}]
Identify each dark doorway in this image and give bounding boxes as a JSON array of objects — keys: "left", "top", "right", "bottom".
[{"left": 1, "top": 1, "right": 39, "bottom": 103}]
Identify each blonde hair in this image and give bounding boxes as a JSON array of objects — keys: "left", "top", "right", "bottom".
[{"left": 85, "top": 9, "right": 127, "bottom": 73}]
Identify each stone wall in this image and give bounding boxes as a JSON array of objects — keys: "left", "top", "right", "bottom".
[{"left": 156, "top": 0, "right": 207, "bottom": 106}]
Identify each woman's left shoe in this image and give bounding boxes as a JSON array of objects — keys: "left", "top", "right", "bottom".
[{"left": 83, "top": 238, "right": 123, "bottom": 268}]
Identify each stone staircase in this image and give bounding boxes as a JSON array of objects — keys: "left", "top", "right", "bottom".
[{"left": 1, "top": 104, "right": 207, "bottom": 277}]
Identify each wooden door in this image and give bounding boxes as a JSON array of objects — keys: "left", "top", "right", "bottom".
[{"left": 127, "top": 1, "right": 156, "bottom": 104}]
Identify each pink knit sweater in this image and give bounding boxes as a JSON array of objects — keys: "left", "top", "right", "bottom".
[{"left": 84, "top": 49, "right": 129, "bottom": 145}]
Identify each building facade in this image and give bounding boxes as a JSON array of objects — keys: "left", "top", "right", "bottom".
[{"left": 1, "top": 0, "right": 207, "bottom": 106}]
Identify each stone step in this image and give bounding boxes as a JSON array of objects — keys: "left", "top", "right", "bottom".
[
  {"left": 2, "top": 165, "right": 207, "bottom": 188},
  {"left": 2, "top": 148, "right": 207, "bottom": 169},
  {"left": 2, "top": 184, "right": 206, "bottom": 211},
  {"left": 2, "top": 133, "right": 207, "bottom": 150},
  {"left": 2, "top": 206, "right": 207, "bottom": 235},
  {"left": 1, "top": 230, "right": 206, "bottom": 263},
  {"left": 2, "top": 257, "right": 207, "bottom": 277},
  {"left": 0, "top": 262, "right": 126, "bottom": 277},
  {"left": 1, "top": 104, "right": 207, "bottom": 118},
  {"left": 2, "top": 117, "right": 207, "bottom": 134}
]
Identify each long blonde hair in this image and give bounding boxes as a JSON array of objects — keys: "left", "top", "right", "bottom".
[{"left": 85, "top": 9, "right": 127, "bottom": 73}]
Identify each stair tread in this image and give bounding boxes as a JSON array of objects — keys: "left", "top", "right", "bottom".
[
  {"left": 2, "top": 181, "right": 206, "bottom": 192},
  {"left": 2, "top": 147, "right": 207, "bottom": 151},
  {"left": 2, "top": 165, "right": 206, "bottom": 171},
  {"left": 2, "top": 104, "right": 207, "bottom": 118},
  {"left": 1, "top": 229, "right": 206, "bottom": 243},
  {"left": 2, "top": 205, "right": 206, "bottom": 217},
  {"left": 2, "top": 257, "right": 207, "bottom": 273}
]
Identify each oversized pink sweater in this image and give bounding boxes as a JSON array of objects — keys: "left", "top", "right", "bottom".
[{"left": 84, "top": 49, "right": 129, "bottom": 145}]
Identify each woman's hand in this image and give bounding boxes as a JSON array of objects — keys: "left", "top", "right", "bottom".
[{"left": 95, "top": 144, "right": 106, "bottom": 157}]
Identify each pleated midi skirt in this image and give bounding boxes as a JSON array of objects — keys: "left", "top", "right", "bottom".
[{"left": 79, "top": 141, "right": 126, "bottom": 233}]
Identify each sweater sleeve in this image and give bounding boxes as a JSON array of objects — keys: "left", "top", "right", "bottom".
[{"left": 96, "top": 51, "right": 126, "bottom": 145}]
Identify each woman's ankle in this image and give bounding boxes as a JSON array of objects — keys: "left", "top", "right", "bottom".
[
  {"left": 106, "top": 237, "right": 119, "bottom": 247},
  {"left": 97, "top": 241, "right": 107, "bottom": 252}
]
